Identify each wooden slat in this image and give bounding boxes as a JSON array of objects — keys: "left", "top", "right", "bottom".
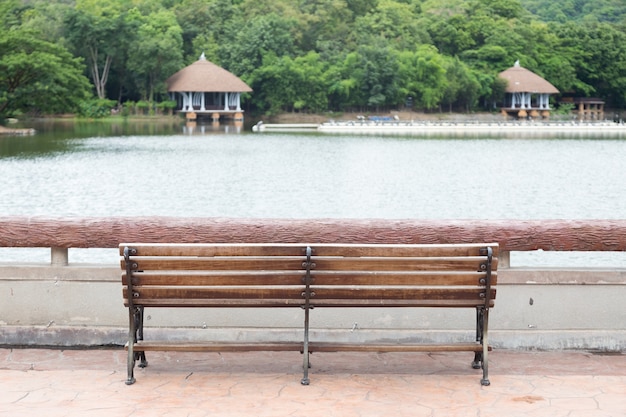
[
  {"left": 120, "top": 243, "right": 308, "bottom": 257},
  {"left": 124, "top": 287, "right": 305, "bottom": 300},
  {"left": 122, "top": 271, "right": 496, "bottom": 287},
  {"left": 122, "top": 271, "right": 305, "bottom": 286},
  {"left": 309, "top": 299, "right": 495, "bottom": 308},
  {"left": 128, "top": 341, "right": 303, "bottom": 352},
  {"left": 311, "top": 256, "right": 492, "bottom": 272},
  {"left": 123, "top": 257, "right": 306, "bottom": 272},
  {"left": 124, "top": 297, "right": 494, "bottom": 308},
  {"left": 123, "top": 298, "right": 306, "bottom": 308},
  {"left": 308, "top": 342, "right": 492, "bottom": 353},
  {"left": 310, "top": 243, "right": 498, "bottom": 258},
  {"left": 120, "top": 243, "right": 498, "bottom": 258},
  {"left": 310, "top": 271, "right": 495, "bottom": 286},
  {"left": 127, "top": 341, "right": 491, "bottom": 353},
  {"left": 309, "top": 287, "right": 495, "bottom": 301}
]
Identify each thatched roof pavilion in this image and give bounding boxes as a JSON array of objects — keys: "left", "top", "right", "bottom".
[
  {"left": 166, "top": 54, "right": 252, "bottom": 121},
  {"left": 499, "top": 61, "right": 559, "bottom": 118}
]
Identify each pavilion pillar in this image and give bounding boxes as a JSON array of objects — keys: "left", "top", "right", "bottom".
[
  {"left": 224, "top": 92, "right": 230, "bottom": 111},
  {"left": 537, "top": 94, "right": 544, "bottom": 109},
  {"left": 200, "top": 93, "right": 206, "bottom": 111},
  {"left": 185, "top": 92, "right": 193, "bottom": 111},
  {"left": 579, "top": 102, "right": 585, "bottom": 120},
  {"left": 599, "top": 103, "right": 604, "bottom": 120}
]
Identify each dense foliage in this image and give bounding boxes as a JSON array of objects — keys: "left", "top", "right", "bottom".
[{"left": 1, "top": 0, "right": 626, "bottom": 118}]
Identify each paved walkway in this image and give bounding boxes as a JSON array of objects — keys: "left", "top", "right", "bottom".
[{"left": 0, "top": 348, "right": 624, "bottom": 416}]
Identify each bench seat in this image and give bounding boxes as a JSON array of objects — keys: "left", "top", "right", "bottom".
[{"left": 121, "top": 242, "right": 498, "bottom": 386}]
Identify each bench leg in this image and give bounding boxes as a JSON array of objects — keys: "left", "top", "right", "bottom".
[
  {"left": 475, "top": 307, "right": 491, "bottom": 386},
  {"left": 301, "top": 307, "right": 311, "bottom": 385},
  {"left": 126, "top": 307, "right": 138, "bottom": 385},
  {"left": 472, "top": 308, "right": 483, "bottom": 369},
  {"left": 472, "top": 351, "right": 482, "bottom": 369},
  {"left": 136, "top": 307, "right": 148, "bottom": 368},
  {"left": 126, "top": 306, "right": 147, "bottom": 385},
  {"left": 481, "top": 308, "right": 490, "bottom": 386},
  {"left": 301, "top": 246, "right": 313, "bottom": 386},
  {"left": 473, "top": 307, "right": 491, "bottom": 385}
]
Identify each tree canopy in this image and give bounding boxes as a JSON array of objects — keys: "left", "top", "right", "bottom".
[
  {"left": 0, "top": 28, "right": 91, "bottom": 117},
  {"left": 2, "top": 0, "right": 626, "bottom": 118}
]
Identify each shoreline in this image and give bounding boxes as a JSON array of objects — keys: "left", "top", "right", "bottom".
[{"left": 0, "top": 125, "right": 36, "bottom": 136}]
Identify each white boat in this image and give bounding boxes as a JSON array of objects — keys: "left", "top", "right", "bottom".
[{"left": 252, "top": 121, "right": 319, "bottom": 132}]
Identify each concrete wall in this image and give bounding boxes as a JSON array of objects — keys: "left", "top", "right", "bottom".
[{"left": 1, "top": 263, "right": 625, "bottom": 351}]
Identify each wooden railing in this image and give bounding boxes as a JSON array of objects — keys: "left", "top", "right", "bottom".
[{"left": 1, "top": 217, "right": 625, "bottom": 267}]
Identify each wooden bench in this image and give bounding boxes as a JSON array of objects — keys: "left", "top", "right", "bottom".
[{"left": 121, "top": 242, "right": 498, "bottom": 386}]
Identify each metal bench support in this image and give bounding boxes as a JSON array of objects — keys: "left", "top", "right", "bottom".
[{"left": 301, "top": 246, "right": 313, "bottom": 385}]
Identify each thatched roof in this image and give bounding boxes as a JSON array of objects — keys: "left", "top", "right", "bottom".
[
  {"left": 499, "top": 61, "right": 559, "bottom": 94},
  {"left": 166, "top": 54, "right": 252, "bottom": 93}
]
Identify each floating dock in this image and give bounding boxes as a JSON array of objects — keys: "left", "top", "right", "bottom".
[{"left": 252, "top": 120, "right": 626, "bottom": 136}]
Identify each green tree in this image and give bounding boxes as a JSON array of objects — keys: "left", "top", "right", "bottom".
[
  {"left": 352, "top": 0, "right": 430, "bottom": 49},
  {"left": 248, "top": 51, "right": 329, "bottom": 114},
  {"left": 219, "top": 12, "right": 298, "bottom": 78},
  {"left": 442, "top": 57, "right": 481, "bottom": 112},
  {"left": 0, "top": 29, "right": 91, "bottom": 117},
  {"left": 18, "top": 1, "right": 74, "bottom": 46},
  {"left": 290, "top": 52, "right": 330, "bottom": 112},
  {"left": 476, "top": 0, "right": 524, "bottom": 19},
  {"left": 396, "top": 46, "right": 447, "bottom": 110},
  {"left": 337, "top": 41, "right": 400, "bottom": 110},
  {"left": 426, "top": 18, "right": 473, "bottom": 57},
  {"left": 553, "top": 21, "right": 626, "bottom": 106},
  {"left": 298, "top": 0, "right": 356, "bottom": 52},
  {"left": 521, "top": 0, "right": 626, "bottom": 23},
  {"left": 347, "top": 0, "right": 379, "bottom": 17},
  {"left": 64, "top": 0, "right": 130, "bottom": 99},
  {"left": 173, "top": 0, "right": 240, "bottom": 63},
  {"left": 0, "top": 0, "right": 25, "bottom": 30},
  {"left": 127, "top": 9, "right": 184, "bottom": 102},
  {"left": 247, "top": 53, "right": 298, "bottom": 114}
]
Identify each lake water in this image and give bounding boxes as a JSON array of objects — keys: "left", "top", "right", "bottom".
[{"left": 1, "top": 119, "right": 625, "bottom": 266}]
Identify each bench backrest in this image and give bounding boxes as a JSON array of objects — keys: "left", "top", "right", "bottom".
[
  {"left": 308, "top": 244, "right": 497, "bottom": 308},
  {"left": 120, "top": 243, "right": 498, "bottom": 309},
  {"left": 121, "top": 243, "right": 310, "bottom": 308}
]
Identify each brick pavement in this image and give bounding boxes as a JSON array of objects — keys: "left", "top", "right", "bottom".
[{"left": 1, "top": 348, "right": 624, "bottom": 416}]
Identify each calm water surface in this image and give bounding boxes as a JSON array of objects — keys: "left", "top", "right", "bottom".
[{"left": 1, "top": 120, "right": 625, "bottom": 266}]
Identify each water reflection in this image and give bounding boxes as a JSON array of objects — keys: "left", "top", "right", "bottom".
[
  {"left": 0, "top": 119, "right": 246, "bottom": 159},
  {"left": 0, "top": 134, "right": 75, "bottom": 159},
  {"left": 182, "top": 120, "right": 244, "bottom": 135}
]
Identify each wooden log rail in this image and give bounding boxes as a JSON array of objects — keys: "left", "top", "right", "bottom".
[{"left": 1, "top": 217, "right": 625, "bottom": 267}]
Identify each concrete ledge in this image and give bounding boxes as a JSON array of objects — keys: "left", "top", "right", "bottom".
[
  {"left": 2, "top": 326, "right": 625, "bottom": 352},
  {"left": 1, "top": 264, "right": 625, "bottom": 350},
  {"left": 1, "top": 326, "right": 127, "bottom": 347}
]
